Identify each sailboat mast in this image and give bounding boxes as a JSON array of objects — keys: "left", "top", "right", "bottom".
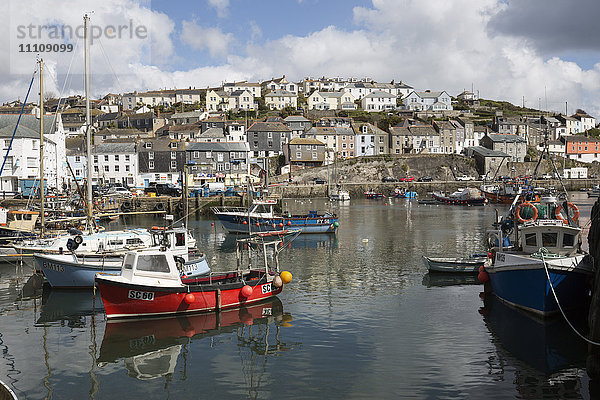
[
  {"left": 84, "top": 14, "right": 94, "bottom": 233},
  {"left": 39, "top": 59, "right": 45, "bottom": 236}
]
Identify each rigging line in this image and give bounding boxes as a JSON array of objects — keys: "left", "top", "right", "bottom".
[
  {"left": 0, "top": 68, "right": 37, "bottom": 177},
  {"left": 96, "top": 38, "right": 124, "bottom": 94},
  {"left": 541, "top": 253, "right": 600, "bottom": 346}
]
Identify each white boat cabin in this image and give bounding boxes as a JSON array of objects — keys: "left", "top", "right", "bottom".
[
  {"left": 119, "top": 249, "right": 185, "bottom": 288},
  {"left": 519, "top": 220, "right": 580, "bottom": 256}
]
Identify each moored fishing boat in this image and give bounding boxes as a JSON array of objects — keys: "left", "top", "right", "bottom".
[
  {"left": 364, "top": 190, "right": 384, "bottom": 199},
  {"left": 394, "top": 188, "right": 417, "bottom": 198},
  {"left": 432, "top": 187, "right": 486, "bottom": 205},
  {"left": 95, "top": 230, "right": 298, "bottom": 319},
  {"left": 35, "top": 226, "right": 206, "bottom": 288},
  {"left": 483, "top": 194, "right": 592, "bottom": 316},
  {"left": 212, "top": 199, "right": 338, "bottom": 234}
]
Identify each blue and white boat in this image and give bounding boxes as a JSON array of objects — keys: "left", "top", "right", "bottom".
[
  {"left": 211, "top": 199, "right": 339, "bottom": 234},
  {"left": 34, "top": 227, "right": 210, "bottom": 288},
  {"left": 485, "top": 195, "right": 592, "bottom": 316}
]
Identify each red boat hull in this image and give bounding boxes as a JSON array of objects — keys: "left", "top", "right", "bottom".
[
  {"left": 481, "top": 190, "right": 516, "bottom": 204},
  {"left": 96, "top": 273, "right": 282, "bottom": 319}
]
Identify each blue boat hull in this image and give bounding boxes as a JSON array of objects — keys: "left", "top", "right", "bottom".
[
  {"left": 215, "top": 214, "right": 338, "bottom": 234},
  {"left": 35, "top": 254, "right": 211, "bottom": 288},
  {"left": 487, "top": 265, "right": 591, "bottom": 316}
]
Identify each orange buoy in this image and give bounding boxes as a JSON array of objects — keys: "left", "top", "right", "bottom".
[
  {"left": 241, "top": 285, "right": 253, "bottom": 297},
  {"left": 554, "top": 202, "right": 580, "bottom": 222},
  {"left": 515, "top": 202, "right": 538, "bottom": 223},
  {"left": 279, "top": 222, "right": 284, "bottom": 227},
  {"left": 478, "top": 271, "right": 489, "bottom": 283},
  {"left": 184, "top": 293, "right": 195, "bottom": 304}
]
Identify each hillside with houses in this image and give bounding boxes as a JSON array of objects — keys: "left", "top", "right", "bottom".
[{"left": 1, "top": 75, "right": 598, "bottom": 192}]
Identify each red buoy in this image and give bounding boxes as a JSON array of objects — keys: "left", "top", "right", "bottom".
[
  {"left": 478, "top": 271, "right": 489, "bottom": 283},
  {"left": 184, "top": 293, "right": 195, "bottom": 304},
  {"left": 211, "top": 222, "right": 214, "bottom": 226},
  {"left": 241, "top": 285, "right": 253, "bottom": 297},
  {"left": 478, "top": 265, "right": 484, "bottom": 273},
  {"left": 256, "top": 222, "right": 260, "bottom": 227},
  {"left": 243, "top": 220, "right": 248, "bottom": 225},
  {"left": 287, "top": 221, "right": 292, "bottom": 226},
  {"left": 279, "top": 222, "right": 284, "bottom": 227}
]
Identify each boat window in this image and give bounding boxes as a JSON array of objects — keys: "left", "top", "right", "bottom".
[
  {"left": 23, "top": 214, "right": 32, "bottom": 220},
  {"left": 108, "top": 240, "right": 123, "bottom": 246},
  {"left": 126, "top": 238, "right": 143, "bottom": 245},
  {"left": 525, "top": 233, "right": 537, "bottom": 247},
  {"left": 563, "top": 233, "right": 575, "bottom": 247},
  {"left": 136, "top": 254, "right": 169, "bottom": 273},
  {"left": 542, "top": 232, "right": 558, "bottom": 247},
  {"left": 123, "top": 254, "right": 135, "bottom": 270},
  {"left": 175, "top": 232, "right": 185, "bottom": 247}
]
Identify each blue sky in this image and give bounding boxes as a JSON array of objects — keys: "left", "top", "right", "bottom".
[{"left": 149, "top": 0, "right": 371, "bottom": 71}]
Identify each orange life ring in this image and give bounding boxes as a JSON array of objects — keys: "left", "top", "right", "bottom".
[
  {"left": 515, "top": 202, "right": 538, "bottom": 223},
  {"left": 555, "top": 202, "right": 579, "bottom": 222}
]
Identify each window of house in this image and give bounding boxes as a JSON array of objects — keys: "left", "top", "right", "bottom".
[
  {"left": 171, "top": 152, "right": 176, "bottom": 159},
  {"left": 104, "top": 165, "right": 109, "bottom": 172},
  {"left": 145, "top": 142, "right": 152, "bottom": 149},
  {"left": 170, "top": 161, "right": 177, "bottom": 169},
  {"left": 206, "top": 152, "right": 212, "bottom": 158},
  {"left": 94, "top": 166, "right": 99, "bottom": 173},
  {"left": 115, "top": 165, "right": 119, "bottom": 172},
  {"left": 104, "top": 155, "right": 109, "bottom": 162},
  {"left": 125, "top": 165, "right": 130, "bottom": 172},
  {"left": 193, "top": 151, "right": 199, "bottom": 158},
  {"left": 149, "top": 161, "right": 154, "bottom": 169},
  {"left": 93, "top": 155, "right": 98, "bottom": 163},
  {"left": 125, "top": 155, "right": 130, "bottom": 162},
  {"left": 225, "top": 162, "right": 230, "bottom": 170},
  {"left": 149, "top": 152, "right": 154, "bottom": 160},
  {"left": 75, "top": 156, "right": 81, "bottom": 162},
  {"left": 296, "top": 152, "right": 302, "bottom": 158},
  {"left": 312, "top": 152, "right": 317, "bottom": 159},
  {"left": 114, "top": 155, "right": 119, "bottom": 161}
]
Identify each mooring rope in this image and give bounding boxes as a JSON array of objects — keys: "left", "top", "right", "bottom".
[{"left": 541, "top": 252, "right": 600, "bottom": 346}]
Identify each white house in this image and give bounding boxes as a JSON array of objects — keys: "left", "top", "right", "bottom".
[
  {"left": 0, "top": 114, "right": 66, "bottom": 192},
  {"left": 264, "top": 90, "right": 298, "bottom": 110},
  {"left": 206, "top": 90, "right": 255, "bottom": 112},
  {"left": 262, "top": 76, "right": 298, "bottom": 94},
  {"left": 223, "top": 81, "right": 262, "bottom": 98},
  {"left": 92, "top": 142, "right": 138, "bottom": 186},
  {"left": 361, "top": 91, "right": 396, "bottom": 112},
  {"left": 307, "top": 91, "right": 356, "bottom": 111},
  {"left": 403, "top": 90, "right": 453, "bottom": 111}
]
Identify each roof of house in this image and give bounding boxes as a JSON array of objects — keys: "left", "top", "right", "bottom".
[
  {"left": 265, "top": 90, "right": 296, "bottom": 97},
  {"left": 186, "top": 142, "right": 249, "bottom": 152},
  {"left": 0, "top": 114, "right": 57, "bottom": 137},
  {"left": 434, "top": 120, "right": 455, "bottom": 130},
  {"left": 468, "top": 146, "right": 510, "bottom": 157},
  {"left": 171, "top": 110, "right": 205, "bottom": 119},
  {"left": 407, "top": 126, "right": 438, "bottom": 136},
  {"left": 93, "top": 142, "right": 136, "bottom": 154},
  {"left": 412, "top": 91, "right": 444, "bottom": 99},
  {"left": 306, "top": 127, "right": 353, "bottom": 136},
  {"left": 485, "top": 134, "right": 527, "bottom": 143},
  {"left": 352, "top": 122, "right": 388, "bottom": 136},
  {"left": 199, "top": 127, "right": 226, "bottom": 139},
  {"left": 565, "top": 135, "right": 600, "bottom": 143},
  {"left": 363, "top": 91, "right": 396, "bottom": 99},
  {"left": 138, "top": 137, "right": 185, "bottom": 151},
  {"left": 289, "top": 138, "right": 325, "bottom": 145},
  {"left": 284, "top": 116, "right": 310, "bottom": 122},
  {"left": 96, "top": 112, "right": 121, "bottom": 121},
  {"left": 247, "top": 122, "right": 291, "bottom": 132}
]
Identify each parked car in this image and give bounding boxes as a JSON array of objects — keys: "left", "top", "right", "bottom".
[
  {"left": 382, "top": 176, "right": 398, "bottom": 183},
  {"left": 106, "top": 186, "right": 133, "bottom": 197},
  {"left": 313, "top": 178, "right": 327, "bottom": 185},
  {"left": 417, "top": 176, "right": 433, "bottom": 182},
  {"left": 456, "top": 175, "right": 476, "bottom": 181},
  {"left": 398, "top": 176, "right": 415, "bottom": 182},
  {"left": 144, "top": 183, "right": 182, "bottom": 197}
]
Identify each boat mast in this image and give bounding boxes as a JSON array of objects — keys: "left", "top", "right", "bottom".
[
  {"left": 38, "top": 58, "right": 45, "bottom": 237},
  {"left": 84, "top": 14, "right": 94, "bottom": 233}
]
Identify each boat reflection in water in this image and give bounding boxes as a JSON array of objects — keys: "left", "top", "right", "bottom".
[
  {"left": 36, "top": 286, "right": 104, "bottom": 325},
  {"left": 219, "top": 233, "right": 337, "bottom": 252},
  {"left": 97, "top": 297, "right": 292, "bottom": 380},
  {"left": 481, "top": 294, "right": 588, "bottom": 398},
  {"left": 421, "top": 272, "right": 481, "bottom": 287}
]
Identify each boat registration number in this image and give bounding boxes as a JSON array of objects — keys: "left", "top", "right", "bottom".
[
  {"left": 262, "top": 283, "right": 272, "bottom": 294},
  {"left": 128, "top": 290, "right": 154, "bottom": 301}
]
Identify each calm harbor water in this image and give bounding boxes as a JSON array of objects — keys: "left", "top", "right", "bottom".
[{"left": 0, "top": 193, "right": 596, "bottom": 399}]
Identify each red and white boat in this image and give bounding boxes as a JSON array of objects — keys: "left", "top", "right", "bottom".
[{"left": 95, "top": 230, "right": 298, "bottom": 319}]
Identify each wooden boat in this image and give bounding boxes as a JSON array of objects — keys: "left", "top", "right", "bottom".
[
  {"left": 432, "top": 188, "right": 486, "bottom": 206},
  {"left": 34, "top": 227, "right": 206, "bottom": 288},
  {"left": 212, "top": 199, "right": 338, "bottom": 234},
  {"left": 95, "top": 230, "right": 298, "bottom": 319},
  {"left": 422, "top": 256, "right": 487, "bottom": 273}
]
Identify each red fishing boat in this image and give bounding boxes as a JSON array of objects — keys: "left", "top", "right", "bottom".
[{"left": 95, "top": 230, "right": 299, "bottom": 319}]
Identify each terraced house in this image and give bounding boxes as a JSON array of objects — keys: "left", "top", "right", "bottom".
[
  {"left": 246, "top": 122, "right": 292, "bottom": 158},
  {"left": 185, "top": 142, "right": 250, "bottom": 185},
  {"left": 138, "top": 137, "right": 186, "bottom": 186}
]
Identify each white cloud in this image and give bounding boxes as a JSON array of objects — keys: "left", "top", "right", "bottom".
[
  {"left": 180, "top": 21, "right": 234, "bottom": 59},
  {"left": 207, "top": 0, "right": 229, "bottom": 18}
]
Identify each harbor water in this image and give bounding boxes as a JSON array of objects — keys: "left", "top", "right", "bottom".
[{"left": 0, "top": 193, "right": 596, "bottom": 399}]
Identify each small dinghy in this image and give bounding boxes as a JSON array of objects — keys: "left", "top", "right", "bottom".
[{"left": 422, "top": 255, "right": 488, "bottom": 273}]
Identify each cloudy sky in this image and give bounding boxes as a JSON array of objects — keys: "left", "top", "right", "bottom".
[{"left": 2, "top": 0, "right": 600, "bottom": 116}]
